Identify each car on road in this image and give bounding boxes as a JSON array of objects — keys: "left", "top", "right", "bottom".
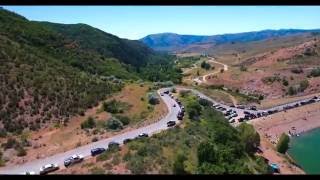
[
  {"left": 64, "top": 154, "right": 84, "bottom": 167},
  {"left": 250, "top": 106, "right": 257, "bottom": 110},
  {"left": 123, "top": 138, "right": 132, "bottom": 144},
  {"left": 231, "top": 113, "right": 238, "bottom": 118},
  {"left": 23, "top": 171, "right": 36, "bottom": 175},
  {"left": 108, "top": 141, "right": 120, "bottom": 149},
  {"left": 39, "top": 163, "right": 59, "bottom": 175},
  {"left": 173, "top": 104, "right": 176, "bottom": 107},
  {"left": 138, "top": 133, "right": 149, "bottom": 138},
  {"left": 164, "top": 90, "right": 169, "bottom": 94},
  {"left": 91, "top": 148, "right": 106, "bottom": 156},
  {"left": 167, "top": 121, "right": 176, "bottom": 127},
  {"left": 160, "top": 93, "right": 164, "bottom": 96}
]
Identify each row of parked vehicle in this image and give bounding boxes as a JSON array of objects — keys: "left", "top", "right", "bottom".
[{"left": 30, "top": 132, "right": 150, "bottom": 175}]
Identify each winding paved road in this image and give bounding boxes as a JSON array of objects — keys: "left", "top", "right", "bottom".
[
  {"left": 0, "top": 86, "right": 319, "bottom": 174},
  {"left": 0, "top": 88, "right": 181, "bottom": 174}
]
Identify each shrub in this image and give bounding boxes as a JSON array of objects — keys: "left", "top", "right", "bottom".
[
  {"left": 173, "top": 153, "right": 187, "bottom": 174},
  {"left": 299, "top": 80, "right": 309, "bottom": 92},
  {"left": 148, "top": 92, "right": 160, "bottom": 105},
  {"left": 81, "top": 116, "right": 96, "bottom": 129},
  {"left": 237, "top": 123, "right": 260, "bottom": 154},
  {"left": 201, "top": 61, "right": 211, "bottom": 70},
  {"left": 16, "top": 147, "right": 27, "bottom": 157},
  {"left": 180, "top": 90, "right": 191, "bottom": 98},
  {"left": 0, "top": 129, "right": 7, "bottom": 138},
  {"left": 288, "top": 86, "right": 297, "bottom": 96},
  {"left": 240, "top": 65, "right": 247, "bottom": 72},
  {"left": 2, "top": 138, "right": 18, "bottom": 150},
  {"left": 92, "top": 137, "right": 98, "bottom": 142},
  {"left": 103, "top": 100, "right": 130, "bottom": 114},
  {"left": 276, "top": 133, "right": 290, "bottom": 154},
  {"left": 115, "top": 115, "right": 130, "bottom": 126},
  {"left": 90, "top": 167, "right": 105, "bottom": 174},
  {"left": 282, "top": 79, "right": 289, "bottom": 86},
  {"left": 309, "top": 67, "right": 320, "bottom": 77},
  {"left": 291, "top": 68, "right": 303, "bottom": 74},
  {"left": 105, "top": 117, "right": 123, "bottom": 130}
]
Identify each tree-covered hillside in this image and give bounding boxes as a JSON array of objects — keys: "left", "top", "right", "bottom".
[{"left": 0, "top": 8, "right": 181, "bottom": 135}]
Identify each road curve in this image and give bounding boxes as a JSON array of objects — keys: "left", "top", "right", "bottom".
[
  {"left": 0, "top": 88, "right": 181, "bottom": 175},
  {"left": 0, "top": 86, "right": 319, "bottom": 174}
]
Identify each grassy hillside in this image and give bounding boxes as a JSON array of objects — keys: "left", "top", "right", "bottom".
[{"left": 0, "top": 8, "right": 181, "bottom": 135}]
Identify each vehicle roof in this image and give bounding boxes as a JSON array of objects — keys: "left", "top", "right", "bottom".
[{"left": 44, "top": 164, "right": 53, "bottom": 168}]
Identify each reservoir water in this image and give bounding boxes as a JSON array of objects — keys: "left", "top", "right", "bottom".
[{"left": 288, "top": 128, "right": 320, "bottom": 174}]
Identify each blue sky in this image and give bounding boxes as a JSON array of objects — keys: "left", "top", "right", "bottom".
[{"left": 3, "top": 6, "right": 320, "bottom": 40}]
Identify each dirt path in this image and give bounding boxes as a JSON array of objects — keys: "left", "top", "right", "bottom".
[
  {"left": 218, "top": 90, "right": 238, "bottom": 106},
  {"left": 194, "top": 56, "right": 229, "bottom": 84}
]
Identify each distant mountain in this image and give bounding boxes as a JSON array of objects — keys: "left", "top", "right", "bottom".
[{"left": 140, "top": 29, "right": 320, "bottom": 52}]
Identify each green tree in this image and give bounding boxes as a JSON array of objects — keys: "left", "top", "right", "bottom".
[
  {"left": 81, "top": 116, "right": 96, "bottom": 129},
  {"left": 187, "top": 100, "right": 202, "bottom": 120},
  {"left": 197, "top": 142, "right": 218, "bottom": 165},
  {"left": 105, "top": 117, "right": 123, "bottom": 130},
  {"left": 237, "top": 123, "right": 260, "bottom": 154},
  {"left": 201, "top": 61, "right": 211, "bottom": 70},
  {"left": 173, "top": 153, "right": 188, "bottom": 174},
  {"left": 282, "top": 79, "right": 289, "bottom": 86},
  {"left": 276, "top": 133, "right": 290, "bottom": 154},
  {"left": 288, "top": 86, "right": 297, "bottom": 96},
  {"left": 240, "top": 65, "right": 247, "bottom": 72},
  {"left": 299, "top": 80, "right": 309, "bottom": 92}
]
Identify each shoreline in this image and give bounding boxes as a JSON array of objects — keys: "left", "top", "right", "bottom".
[{"left": 250, "top": 102, "right": 320, "bottom": 174}]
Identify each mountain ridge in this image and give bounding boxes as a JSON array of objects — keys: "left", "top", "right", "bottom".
[{"left": 140, "top": 29, "right": 320, "bottom": 52}]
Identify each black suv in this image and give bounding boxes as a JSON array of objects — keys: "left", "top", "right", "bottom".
[
  {"left": 167, "top": 121, "right": 176, "bottom": 127},
  {"left": 108, "top": 142, "right": 120, "bottom": 149},
  {"left": 123, "top": 138, "right": 132, "bottom": 144},
  {"left": 91, "top": 148, "right": 105, "bottom": 156}
]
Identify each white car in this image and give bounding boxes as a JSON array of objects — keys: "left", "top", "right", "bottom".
[
  {"left": 22, "top": 171, "right": 36, "bottom": 175},
  {"left": 39, "top": 163, "right": 59, "bottom": 175},
  {"left": 64, "top": 154, "right": 84, "bottom": 167}
]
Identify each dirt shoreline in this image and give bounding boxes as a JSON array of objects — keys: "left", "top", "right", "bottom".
[{"left": 250, "top": 102, "right": 320, "bottom": 174}]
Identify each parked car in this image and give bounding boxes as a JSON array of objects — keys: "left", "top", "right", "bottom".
[
  {"left": 138, "top": 133, "right": 148, "bottom": 138},
  {"left": 173, "top": 104, "right": 176, "bottom": 107},
  {"left": 39, "top": 164, "right": 59, "bottom": 175},
  {"left": 231, "top": 113, "right": 238, "bottom": 118},
  {"left": 23, "top": 171, "right": 36, "bottom": 175},
  {"left": 91, "top": 148, "right": 106, "bottom": 156},
  {"left": 108, "top": 142, "right": 120, "bottom": 149},
  {"left": 164, "top": 90, "right": 169, "bottom": 94},
  {"left": 64, "top": 154, "right": 84, "bottom": 167},
  {"left": 167, "top": 121, "right": 176, "bottom": 127},
  {"left": 250, "top": 106, "right": 257, "bottom": 110}
]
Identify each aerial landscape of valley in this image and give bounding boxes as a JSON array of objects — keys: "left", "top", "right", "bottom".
[{"left": 0, "top": 6, "right": 320, "bottom": 175}]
